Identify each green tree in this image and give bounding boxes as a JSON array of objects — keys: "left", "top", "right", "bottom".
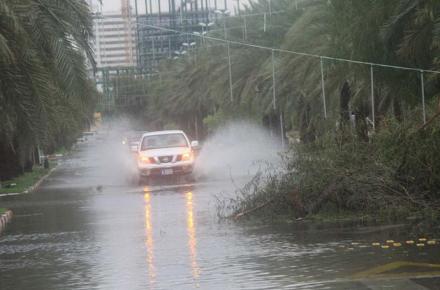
[
  {"left": 131, "top": 0, "right": 440, "bottom": 142},
  {"left": 0, "top": 0, "right": 98, "bottom": 179}
]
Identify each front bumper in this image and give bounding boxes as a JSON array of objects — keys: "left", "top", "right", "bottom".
[{"left": 138, "top": 163, "right": 194, "bottom": 177}]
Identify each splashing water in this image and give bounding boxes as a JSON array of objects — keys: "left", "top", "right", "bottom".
[
  {"left": 52, "top": 117, "right": 140, "bottom": 190},
  {"left": 194, "top": 121, "right": 282, "bottom": 181}
]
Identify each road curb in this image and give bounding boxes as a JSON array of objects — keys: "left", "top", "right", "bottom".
[
  {"left": 23, "top": 166, "right": 58, "bottom": 194},
  {"left": 0, "top": 210, "right": 13, "bottom": 235},
  {"left": 0, "top": 166, "right": 58, "bottom": 197}
]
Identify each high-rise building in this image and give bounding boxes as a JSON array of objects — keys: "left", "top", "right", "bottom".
[
  {"left": 89, "top": 1, "right": 139, "bottom": 109},
  {"left": 135, "top": 0, "right": 223, "bottom": 73},
  {"left": 88, "top": 0, "right": 227, "bottom": 111},
  {"left": 92, "top": 12, "right": 137, "bottom": 69}
]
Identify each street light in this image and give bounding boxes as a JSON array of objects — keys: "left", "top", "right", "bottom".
[
  {"left": 193, "top": 31, "right": 207, "bottom": 46},
  {"left": 182, "top": 42, "right": 197, "bottom": 63},
  {"left": 199, "top": 22, "right": 215, "bottom": 28},
  {"left": 173, "top": 49, "right": 187, "bottom": 60},
  {"left": 213, "top": 10, "right": 232, "bottom": 101},
  {"left": 214, "top": 9, "right": 230, "bottom": 40},
  {"left": 198, "top": 22, "right": 214, "bottom": 45},
  {"left": 174, "top": 50, "right": 187, "bottom": 55},
  {"left": 182, "top": 42, "right": 197, "bottom": 47},
  {"left": 182, "top": 41, "right": 197, "bottom": 52}
]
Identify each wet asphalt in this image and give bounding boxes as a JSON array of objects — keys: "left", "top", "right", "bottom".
[{"left": 1, "top": 134, "right": 440, "bottom": 290}]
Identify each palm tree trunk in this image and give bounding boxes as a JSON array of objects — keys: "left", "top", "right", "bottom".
[{"left": 0, "top": 142, "right": 22, "bottom": 180}]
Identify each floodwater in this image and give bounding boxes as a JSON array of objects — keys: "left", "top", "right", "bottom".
[{"left": 1, "top": 132, "right": 440, "bottom": 290}]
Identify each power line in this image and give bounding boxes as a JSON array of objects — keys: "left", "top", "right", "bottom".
[
  {"left": 136, "top": 9, "right": 286, "bottom": 24},
  {"left": 140, "top": 23, "right": 440, "bottom": 75}
]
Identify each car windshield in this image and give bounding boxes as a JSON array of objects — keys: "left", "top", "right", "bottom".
[
  {"left": 140, "top": 133, "right": 188, "bottom": 150},
  {"left": 128, "top": 131, "right": 147, "bottom": 143}
]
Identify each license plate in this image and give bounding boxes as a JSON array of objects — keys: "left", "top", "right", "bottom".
[{"left": 161, "top": 168, "right": 173, "bottom": 175}]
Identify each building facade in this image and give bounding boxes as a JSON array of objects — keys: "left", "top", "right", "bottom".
[
  {"left": 92, "top": 12, "right": 138, "bottom": 69},
  {"left": 136, "top": 0, "right": 222, "bottom": 73},
  {"left": 87, "top": 0, "right": 227, "bottom": 111}
]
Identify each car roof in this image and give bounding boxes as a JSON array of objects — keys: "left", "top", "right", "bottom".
[{"left": 141, "top": 130, "right": 186, "bottom": 137}]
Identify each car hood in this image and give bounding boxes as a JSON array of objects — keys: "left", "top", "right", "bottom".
[{"left": 139, "top": 147, "right": 189, "bottom": 157}]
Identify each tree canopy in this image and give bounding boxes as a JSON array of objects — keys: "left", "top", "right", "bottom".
[
  {"left": 0, "top": 0, "right": 99, "bottom": 179},
  {"left": 122, "top": 0, "right": 440, "bottom": 139}
]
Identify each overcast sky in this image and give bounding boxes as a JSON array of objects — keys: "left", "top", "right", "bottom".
[{"left": 96, "top": 0, "right": 249, "bottom": 13}]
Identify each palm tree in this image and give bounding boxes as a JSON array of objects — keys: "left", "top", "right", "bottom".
[
  {"left": 137, "top": 0, "right": 440, "bottom": 143},
  {"left": 0, "top": 0, "right": 98, "bottom": 179}
]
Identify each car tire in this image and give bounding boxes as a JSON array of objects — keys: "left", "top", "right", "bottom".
[
  {"left": 138, "top": 176, "right": 150, "bottom": 186},
  {"left": 184, "top": 174, "right": 196, "bottom": 183}
]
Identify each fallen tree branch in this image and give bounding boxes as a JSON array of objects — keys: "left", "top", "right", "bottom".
[
  {"left": 232, "top": 199, "right": 274, "bottom": 220},
  {"left": 307, "top": 178, "right": 341, "bottom": 215}
]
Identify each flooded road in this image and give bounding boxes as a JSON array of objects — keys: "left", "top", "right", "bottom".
[{"left": 1, "top": 134, "right": 440, "bottom": 289}]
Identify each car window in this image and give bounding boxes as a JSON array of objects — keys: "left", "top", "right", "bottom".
[
  {"left": 128, "top": 131, "right": 147, "bottom": 143},
  {"left": 140, "top": 133, "right": 188, "bottom": 150}
]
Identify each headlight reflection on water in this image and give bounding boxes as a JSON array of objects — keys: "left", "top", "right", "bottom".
[
  {"left": 186, "top": 191, "right": 201, "bottom": 281},
  {"left": 143, "top": 189, "right": 200, "bottom": 287},
  {"left": 144, "top": 191, "right": 156, "bottom": 286}
]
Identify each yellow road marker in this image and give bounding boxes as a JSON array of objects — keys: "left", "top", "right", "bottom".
[
  {"left": 406, "top": 240, "right": 415, "bottom": 244},
  {"left": 372, "top": 242, "right": 380, "bottom": 246},
  {"left": 381, "top": 245, "right": 390, "bottom": 249},
  {"left": 427, "top": 240, "right": 436, "bottom": 245},
  {"left": 352, "top": 261, "right": 440, "bottom": 279},
  {"left": 393, "top": 243, "right": 402, "bottom": 247},
  {"left": 386, "top": 240, "right": 395, "bottom": 243}
]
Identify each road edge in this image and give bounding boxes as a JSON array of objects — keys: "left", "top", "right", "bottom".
[
  {"left": 0, "top": 210, "right": 13, "bottom": 235},
  {"left": 23, "top": 166, "right": 58, "bottom": 194},
  {"left": 22, "top": 164, "right": 58, "bottom": 193},
  {"left": 0, "top": 165, "right": 58, "bottom": 197}
]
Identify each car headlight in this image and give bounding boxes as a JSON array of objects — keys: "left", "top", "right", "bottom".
[
  {"left": 139, "top": 156, "right": 151, "bottom": 164},
  {"left": 182, "top": 151, "right": 193, "bottom": 161}
]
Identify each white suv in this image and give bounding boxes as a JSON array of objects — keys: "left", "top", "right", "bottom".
[{"left": 137, "top": 130, "right": 199, "bottom": 184}]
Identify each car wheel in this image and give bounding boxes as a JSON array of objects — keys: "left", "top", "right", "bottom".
[
  {"left": 138, "top": 176, "right": 150, "bottom": 186},
  {"left": 184, "top": 174, "right": 196, "bottom": 183}
]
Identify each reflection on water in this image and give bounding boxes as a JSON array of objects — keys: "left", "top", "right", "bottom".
[
  {"left": 2, "top": 135, "right": 440, "bottom": 290},
  {"left": 186, "top": 191, "right": 200, "bottom": 283},
  {"left": 144, "top": 190, "right": 156, "bottom": 287},
  {"left": 142, "top": 189, "right": 201, "bottom": 288}
]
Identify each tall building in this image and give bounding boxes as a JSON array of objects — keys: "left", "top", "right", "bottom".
[
  {"left": 88, "top": 0, "right": 227, "bottom": 111},
  {"left": 89, "top": 2, "right": 139, "bottom": 109},
  {"left": 92, "top": 12, "right": 137, "bottom": 69},
  {"left": 136, "top": 0, "right": 223, "bottom": 72}
]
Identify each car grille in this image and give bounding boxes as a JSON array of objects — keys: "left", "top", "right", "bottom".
[{"left": 158, "top": 155, "right": 173, "bottom": 163}]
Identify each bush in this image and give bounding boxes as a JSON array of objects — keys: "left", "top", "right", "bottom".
[{"left": 218, "top": 116, "right": 440, "bottom": 221}]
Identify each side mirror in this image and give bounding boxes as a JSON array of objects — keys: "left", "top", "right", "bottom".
[{"left": 191, "top": 140, "right": 200, "bottom": 149}]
